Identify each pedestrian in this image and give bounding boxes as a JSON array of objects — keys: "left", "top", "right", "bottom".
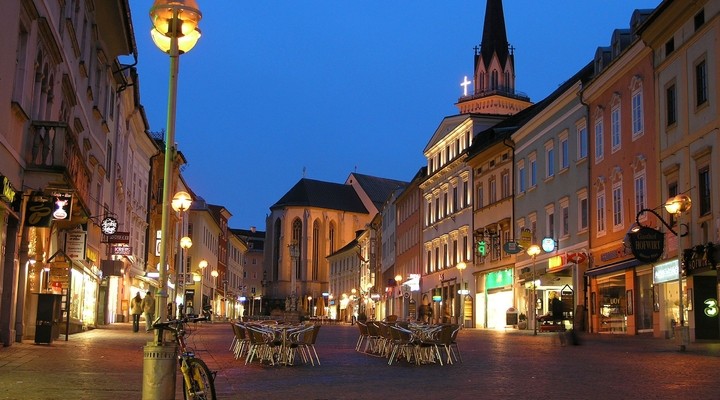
[
  {"left": 141, "top": 290, "right": 156, "bottom": 332},
  {"left": 130, "top": 292, "right": 143, "bottom": 333}
]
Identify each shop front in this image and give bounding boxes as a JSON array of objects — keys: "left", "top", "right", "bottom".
[
  {"left": 480, "top": 268, "right": 513, "bottom": 329},
  {"left": 586, "top": 259, "right": 642, "bottom": 335}
]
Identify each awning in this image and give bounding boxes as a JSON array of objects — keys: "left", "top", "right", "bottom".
[{"left": 585, "top": 258, "right": 642, "bottom": 277}]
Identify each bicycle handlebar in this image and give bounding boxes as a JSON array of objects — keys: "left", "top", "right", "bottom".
[{"left": 153, "top": 316, "right": 208, "bottom": 329}]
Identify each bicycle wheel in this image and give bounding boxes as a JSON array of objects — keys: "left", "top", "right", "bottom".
[{"left": 182, "top": 358, "right": 216, "bottom": 400}]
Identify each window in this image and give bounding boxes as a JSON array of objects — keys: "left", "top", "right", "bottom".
[
  {"left": 452, "top": 186, "right": 458, "bottom": 213},
  {"left": 477, "top": 184, "right": 484, "bottom": 209},
  {"left": 696, "top": 60, "right": 707, "bottom": 107},
  {"left": 501, "top": 171, "right": 510, "bottom": 199},
  {"left": 631, "top": 90, "right": 643, "bottom": 138},
  {"left": 426, "top": 200, "right": 432, "bottom": 226},
  {"left": 594, "top": 119, "right": 604, "bottom": 162},
  {"left": 596, "top": 192, "right": 606, "bottom": 235},
  {"left": 546, "top": 206, "right": 555, "bottom": 238},
  {"left": 611, "top": 106, "right": 621, "bottom": 151},
  {"left": 463, "top": 179, "right": 469, "bottom": 208},
  {"left": 665, "top": 38, "right": 674, "bottom": 56},
  {"left": 546, "top": 143, "right": 555, "bottom": 178},
  {"left": 443, "top": 192, "right": 449, "bottom": 216},
  {"left": 489, "top": 179, "right": 497, "bottom": 204},
  {"left": 634, "top": 173, "right": 646, "bottom": 218},
  {"left": 435, "top": 197, "right": 440, "bottom": 221},
  {"left": 579, "top": 192, "right": 589, "bottom": 231},
  {"left": 694, "top": 9, "right": 705, "bottom": 31},
  {"left": 666, "top": 84, "right": 677, "bottom": 126},
  {"left": 577, "top": 122, "right": 588, "bottom": 159},
  {"left": 699, "top": 166, "right": 711, "bottom": 216},
  {"left": 518, "top": 163, "right": 526, "bottom": 193},
  {"left": 560, "top": 134, "right": 569, "bottom": 170},
  {"left": 612, "top": 184, "right": 623, "bottom": 228},
  {"left": 530, "top": 155, "right": 537, "bottom": 187},
  {"left": 561, "top": 203, "right": 569, "bottom": 238}
]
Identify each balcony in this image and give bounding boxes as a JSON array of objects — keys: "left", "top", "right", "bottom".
[{"left": 25, "top": 121, "right": 92, "bottom": 210}]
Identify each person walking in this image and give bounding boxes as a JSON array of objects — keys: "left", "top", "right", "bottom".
[
  {"left": 130, "top": 292, "right": 143, "bottom": 333},
  {"left": 141, "top": 290, "right": 156, "bottom": 332}
]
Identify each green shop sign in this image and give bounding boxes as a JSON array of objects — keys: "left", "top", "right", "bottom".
[{"left": 486, "top": 269, "right": 513, "bottom": 289}]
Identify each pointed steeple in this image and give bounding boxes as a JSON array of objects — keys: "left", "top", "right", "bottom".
[
  {"left": 480, "top": 0, "right": 510, "bottom": 70},
  {"left": 456, "top": 0, "right": 531, "bottom": 115}
]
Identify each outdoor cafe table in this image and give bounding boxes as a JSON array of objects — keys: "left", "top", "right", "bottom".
[{"left": 264, "top": 323, "right": 305, "bottom": 365}]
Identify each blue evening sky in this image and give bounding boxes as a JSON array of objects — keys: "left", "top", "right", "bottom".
[{"left": 126, "top": 1, "right": 661, "bottom": 230}]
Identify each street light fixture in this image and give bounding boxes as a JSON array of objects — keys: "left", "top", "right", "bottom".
[
  {"left": 150, "top": 0, "right": 202, "bottom": 324},
  {"left": 172, "top": 191, "right": 192, "bottom": 318},
  {"left": 664, "top": 194, "right": 692, "bottom": 351},
  {"left": 456, "top": 262, "right": 466, "bottom": 327},
  {"left": 288, "top": 241, "right": 300, "bottom": 312},
  {"left": 394, "top": 274, "right": 402, "bottom": 318},
  {"left": 526, "top": 244, "right": 541, "bottom": 336},
  {"left": 211, "top": 269, "right": 219, "bottom": 317}
]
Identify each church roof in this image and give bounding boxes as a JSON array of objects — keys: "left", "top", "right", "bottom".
[
  {"left": 479, "top": 0, "right": 510, "bottom": 69},
  {"left": 270, "top": 178, "right": 369, "bottom": 214},
  {"left": 347, "top": 173, "right": 408, "bottom": 212}
]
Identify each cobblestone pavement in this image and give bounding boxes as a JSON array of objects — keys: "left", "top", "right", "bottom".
[{"left": 0, "top": 322, "right": 718, "bottom": 400}]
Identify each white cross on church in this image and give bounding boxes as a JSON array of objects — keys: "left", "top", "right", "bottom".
[{"left": 460, "top": 75, "right": 472, "bottom": 96}]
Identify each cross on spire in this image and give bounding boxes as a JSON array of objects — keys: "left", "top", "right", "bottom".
[{"left": 460, "top": 76, "right": 472, "bottom": 97}]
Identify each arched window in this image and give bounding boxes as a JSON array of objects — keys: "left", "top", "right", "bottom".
[
  {"left": 292, "top": 218, "right": 302, "bottom": 279},
  {"left": 273, "top": 218, "right": 282, "bottom": 280},
  {"left": 329, "top": 222, "right": 336, "bottom": 254},
  {"left": 491, "top": 70, "right": 498, "bottom": 91},
  {"left": 312, "top": 220, "right": 320, "bottom": 280}
]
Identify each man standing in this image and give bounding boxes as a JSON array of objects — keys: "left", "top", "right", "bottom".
[{"left": 141, "top": 290, "right": 156, "bottom": 332}]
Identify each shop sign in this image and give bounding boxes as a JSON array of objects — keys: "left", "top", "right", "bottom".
[
  {"left": 103, "top": 232, "right": 130, "bottom": 244},
  {"left": 65, "top": 230, "right": 87, "bottom": 261},
  {"left": 111, "top": 244, "right": 132, "bottom": 256},
  {"left": 503, "top": 240, "right": 522, "bottom": 254},
  {"left": 486, "top": 268, "right": 513, "bottom": 289},
  {"left": 25, "top": 192, "right": 73, "bottom": 227},
  {"left": 0, "top": 175, "right": 18, "bottom": 205},
  {"left": 628, "top": 227, "right": 665, "bottom": 263},
  {"left": 653, "top": 261, "right": 679, "bottom": 284},
  {"left": 519, "top": 228, "right": 532, "bottom": 249}
]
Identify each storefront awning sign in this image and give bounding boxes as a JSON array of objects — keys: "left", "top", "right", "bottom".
[{"left": 653, "top": 260, "right": 679, "bottom": 284}]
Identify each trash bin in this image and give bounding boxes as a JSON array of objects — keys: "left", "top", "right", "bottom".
[
  {"left": 35, "top": 293, "right": 62, "bottom": 344},
  {"left": 506, "top": 307, "right": 518, "bottom": 326},
  {"left": 142, "top": 342, "right": 178, "bottom": 399}
]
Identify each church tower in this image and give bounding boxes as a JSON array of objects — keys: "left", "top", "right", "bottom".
[{"left": 456, "top": 0, "right": 532, "bottom": 115}]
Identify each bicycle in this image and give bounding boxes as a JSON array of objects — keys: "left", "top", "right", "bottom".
[{"left": 153, "top": 316, "right": 217, "bottom": 400}]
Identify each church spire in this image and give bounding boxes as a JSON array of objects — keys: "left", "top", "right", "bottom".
[
  {"left": 455, "top": 0, "right": 531, "bottom": 115},
  {"left": 480, "top": 0, "right": 510, "bottom": 70}
]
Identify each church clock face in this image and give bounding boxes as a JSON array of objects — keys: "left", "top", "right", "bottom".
[{"left": 101, "top": 217, "right": 118, "bottom": 235}]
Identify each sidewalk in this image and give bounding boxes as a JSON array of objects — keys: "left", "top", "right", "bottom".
[{"left": 1, "top": 322, "right": 718, "bottom": 400}]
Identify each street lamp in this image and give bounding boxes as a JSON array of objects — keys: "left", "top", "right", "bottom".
[
  {"left": 456, "top": 262, "right": 466, "bottom": 326},
  {"left": 288, "top": 241, "right": 300, "bottom": 312},
  {"left": 150, "top": 0, "right": 202, "bottom": 324},
  {"left": 198, "top": 259, "right": 207, "bottom": 311},
  {"left": 394, "top": 274, "right": 402, "bottom": 318},
  {"left": 211, "top": 269, "right": 219, "bottom": 318},
  {"left": 172, "top": 191, "right": 192, "bottom": 318},
  {"left": 307, "top": 295, "right": 313, "bottom": 316},
  {"left": 664, "top": 194, "right": 692, "bottom": 351},
  {"left": 144, "top": 3, "right": 201, "bottom": 397},
  {"left": 526, "top": 244, "right": 541, "bottom": 336}
]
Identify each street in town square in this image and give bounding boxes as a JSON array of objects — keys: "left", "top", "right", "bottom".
[{"left": 0, "top": 322, "right": 718, "bottom": 400}]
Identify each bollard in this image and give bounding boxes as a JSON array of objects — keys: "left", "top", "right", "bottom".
[
  {"left": 142, "top": 341, "right": 178, "bottom": 399},
  {"left": 674, "top": 325, "right": 689, "bottom": 351}
]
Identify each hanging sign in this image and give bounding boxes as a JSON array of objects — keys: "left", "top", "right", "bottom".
[
  {"left": 629, "top": 227, "right": 664, "bottom": 263},
  {"left": 65, "top": 230, "right": 87, "bottom": 261}
]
